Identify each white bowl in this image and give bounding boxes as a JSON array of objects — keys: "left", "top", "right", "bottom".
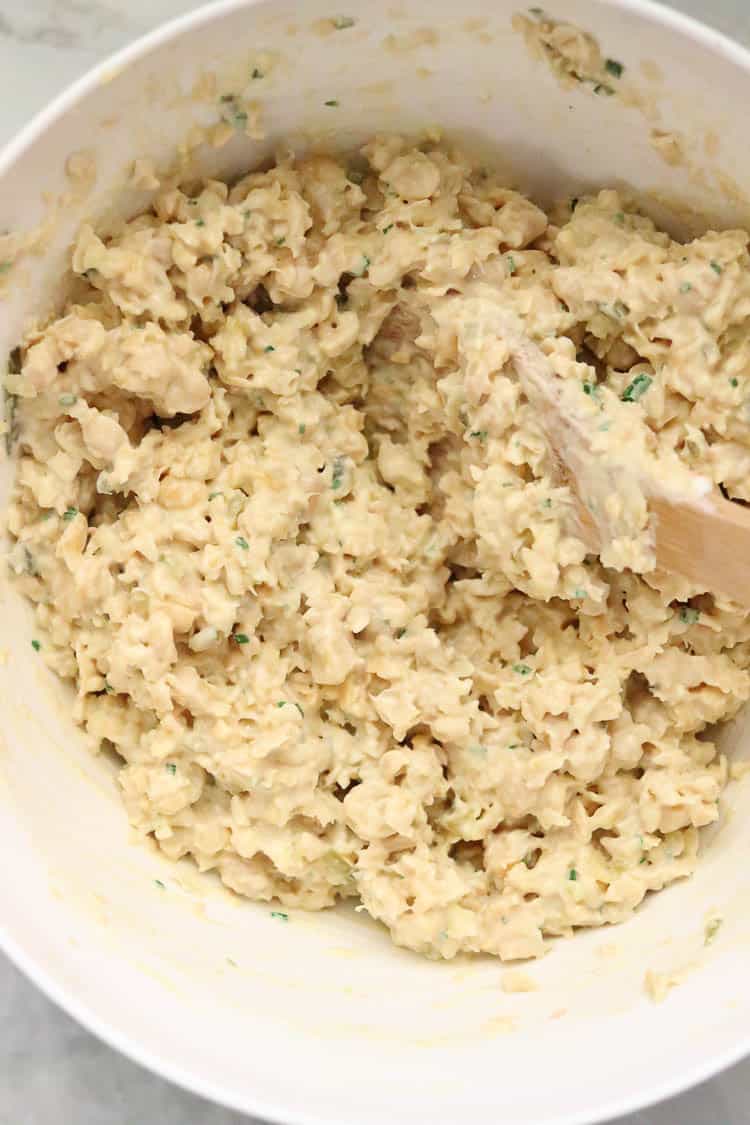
[{"left": 3, "top": 1, "right": 750, "bottom": 1122}]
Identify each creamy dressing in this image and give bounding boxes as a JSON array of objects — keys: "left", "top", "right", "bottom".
[{"left": 6, "top": 137, "right": 750, "bottom": 960}]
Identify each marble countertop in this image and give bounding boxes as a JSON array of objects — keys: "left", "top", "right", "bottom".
[{"left": 3, "top": 1, "right": 750, "bottom": 1122}]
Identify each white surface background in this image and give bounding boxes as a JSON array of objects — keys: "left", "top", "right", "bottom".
[{"left": 2, "top": 1, "right": 750, "bottom": 1122}]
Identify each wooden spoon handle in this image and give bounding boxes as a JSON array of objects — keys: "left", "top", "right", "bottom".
[{"left": 651, "top": 492, "right": 750, "bottom": 607}]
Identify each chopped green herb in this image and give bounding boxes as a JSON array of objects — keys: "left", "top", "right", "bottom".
[
  {"left": 573, "top": 588, "right": 586, "bottom": 598},
  {"left": 270, "top": 910, "right": 289, "bottom": 921},
  {"left": 233, "top": 633, "right": 250, "bottom": 644},
  {"left": 605, "top": 58, "right": 624, "bottom": 78},
  {"left": 710, "top": 260, "right": 723, "bottom": 275},
  {"left": 62, "top": 507, "right": 78, "bottom": 521},
  {"left": 506, "top": 254, "right": 517, "bottom": 275},
  {"left": 58, "top": 393, "right": 77, "bottom": 407},
  {"left": 469, "top": 430, "right": 488, "bottom": 440},
  {"left": 235, "top": 536, "right": 249, "bottom": 550},
  {"left": 104, "top": 680, "right": 114, "bottom": 694},
  {"left": 704, "top": 917, "right": 722, "bottom": 945},
  {"left": 276, "top": 700, "right": 287, "bottom": 709},
  {"left": 353, "top": 254, "right": 370, "bottom": 276},
  {"left": 679, "top": 282, "right": 692, "bottom": 293},
  {"left": 568, "top": 867, "right": 578, "bottom": 881},
  {"left": 275, "top": 237, "right": 285, "bottom": 246},
  {"left": 529, "top": 6, "right": 544, "bottom": 15},
  {"left": 195, "top": 218, "right": 205, "bottom": 227},
  {"left": 208, "top": 491, "right": 223, "bottom": 500},
  {"left": 593, "top": 82, "right": 615, "bottom": 96},
  {"left": 298, "top": 423, "right": 306, "bottom": 435},
  {"left": 541, "top": 498, "right": 552, "bottom": 509},
  {"left": 331, "top": 455, "right": 346, "bottom": 490},
  {"left": 582, "top": 381, "right": 598, "bottom": 396},
  {"left": 251, "top": 67, "right": 264, "bottom": 79},
  {"left": 166, "top": 763, "right": 177, "bottom": 775},
  {"left": 294, "top": 702, "right": 304, "bottom": 718},
  {"left": 382, "top": 224, "right": 394, "bottom": 234},
  {"left": 31, "top": 639, "right": 40, "bottom": 652},
  {"left": 264, "top": 345, "right": 275, "bottom": 353},
  {"left": 396, "top": 627, "right": 407, "bottom": 639},
  {"left": 679, "top": 606, "right": 700, "bottom": 625},
  {"left": 614, "top": 211, "right": 625, "bottom": 225},
  {"left": 4, "top": 390, "right": 17, "bottom": 455},
  {"left": 730, "top": 377, "right": 739, "bottom": 387},
  {"left": 333, "top": 15, "right": 356, "bottom": 28},
  {"left": 324, "top": 99, "right": 339, "bottom": 107},
  {"left": 621, "top": 373, "right": 652, "bottom": 402},
  {"left": 0, "top": 261, "right": 12, "bottom": 275},
  {"left": 219, "top": 95, "right": 248, "bottom": 128},
  {"left": 512, "top": 663, "right": 532, "bottom": 676},
  {"left": 155, "top": 879, "right": 165, "bottom": 889}
]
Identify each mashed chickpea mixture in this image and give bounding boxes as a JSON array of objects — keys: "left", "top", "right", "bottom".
[{"left": 7, "top": 136, "right": 750, "bottom": 961}]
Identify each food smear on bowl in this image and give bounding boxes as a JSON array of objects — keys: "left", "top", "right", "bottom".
[{"left": 5, "top": 134, "right": 750, "bottom": 960}]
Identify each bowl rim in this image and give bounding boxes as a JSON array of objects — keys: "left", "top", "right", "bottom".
[{"left": 3, "top": 0, "right": 750, "bottom": 1121}]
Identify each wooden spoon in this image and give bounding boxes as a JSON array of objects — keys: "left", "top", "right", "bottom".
[{"left": 509, "top": 334, "right": 750, "bottom": 608}]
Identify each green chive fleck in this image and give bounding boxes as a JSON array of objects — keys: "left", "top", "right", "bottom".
[
  {"left": 679, "top": 606, "right": 700, "bottom": 625},
  {"left": 235, "top": 536, "right": 249, "bottom": 550},
  {"left": 324, "top": 99, "right": 339, "bottom": 107},
  {"left": 593, "top": 83, "right": 615, "bottom": 96},
  {"left": 710, "top": 260, "right": 723, "bottom": 275},
  {"left": 469, "top": 430, "right": 488, "bottom": 440},
  {"left": 233, "top": 633, "right": 250, "bottom": 644},
  {"left": 512, "top": 663, "right": 532, "bottom": 675},
  {"left": 605, "top": 58, "right": 624, "bottom": 78},
  {"left": 155, "top": 879, "right": 165, "bottom": 889},
  {"left": 333, "top": 15, "right": 356, "bottom": 28},
  {"left": 679, "top": 282, "right": 692, "bottom": 293},
  {"left": 730, "top": 377, "right": 739, "bottom": 387},
  {"left": 0, "top": 261, "right": 12, "bottom": 275},
  {"left": 582, "top": 381, "right": 598, "bottom": 396},
  {"left": 298, "top": 423, "right": 306, "bottom": 435},
  {"left": 382, "top": 224, "right": 394, "bottom": 234},
  {"left": 271, "top": 910, "right": 289, "bottom": 921},
  {"left": 568, "top": 868, "right": 578, "bottom": 881},
  {"left": 62, "top": 507, "right": 78, "bottom": 521},
  {"left": 166, "top": 763, "right": 177, "bottom": 775},
  {"left": 31, "top": 639, "right": 40, "bottom": 652},
  {"left": 195, "top": 218, "right": 205, "bottom": 227},
  {"left": 58, "top": 394, "right": 77, "bottom": 407},
  {"left": 506, "top": 254, "right": 517, "bottom": 275},
  {"left": 264, "top": 345, "right": 275, "bottom": 353},
  {"left": 621, "top": 373, "right": 652, "bottom": 402},
  {"left": 331, "top": 455, "right": 346, "bottom": 490},
  {"left": 251, "top": 67, "right": 264, "bottom": 79}
]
